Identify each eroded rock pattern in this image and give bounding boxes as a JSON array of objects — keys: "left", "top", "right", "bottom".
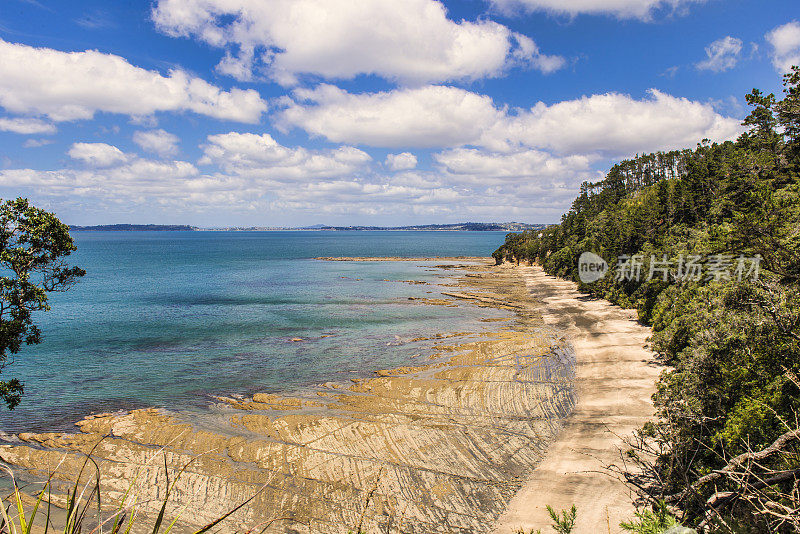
[{"left": 0, "top": 262, "right": 575, "bottom": 533}]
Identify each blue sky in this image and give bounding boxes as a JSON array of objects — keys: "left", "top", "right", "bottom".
[{"left": 0, "top": 0, "right": 798, "bottom": 227}]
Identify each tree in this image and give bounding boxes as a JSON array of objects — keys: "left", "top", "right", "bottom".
[
  {"left": 741, "top": 88, "right": 780, "bottom": 154},
  {"left": 493, "top": 68, "right": 800, "bottom": 530},
  {"left": 0, "top": 198, "right": 84, "bottom": 409},
  {"left": 777, "top": 66, "right": 800, "bottom": 164}
]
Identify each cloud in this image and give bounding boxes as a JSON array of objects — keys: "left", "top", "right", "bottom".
[
  {"left": 199, "top": 132, "right": 372, "bottom": 182},
  {"left": 75, "top": 10, "right": 116, "bottom": 29},
  {"left": 278, "top": 84, "right": 505, "bottom": 148},
  {"left": 488, "top": 0, "right": 706, "bottom": 20},
  {"left": 766, "top": 21, "right": 800, "bottom": 74},
  {"left": 385, "top": 153, "right": 418, "bottom": 171},
  {"left": 1, "top": 130, "right": 591, "bottom": 222},
  {"left": 68, "top": 142, "right": 131, "bottom": 167},
  {"left": 0, "top": 159, "right": 207, "bottom": 208},
  {"left": 151, "top": 0, "right": 564, "bottom": 85},
  {"left": 0, "top": 38, "right": 267, "bottom": 123},
  {"left": 434, "top": 148, "right": 594, "bottom": 185},
  {"left": 0, "top": 117, "right": 57, "bottom": 134},
  {"left": 660, "top": 66, "right": 680, "bottom": 78},
  {"left": 279, "top": 85, "right": 743, "bottom": 156},
  {"left": 133, "top": 129, "right": 180, "bottom": 157},
  {"left": 429, "top": 147, "right": 595, "bottom": 214},
  {"left": 2, "top": 138, "right": 451, "bottom": 218},
  {"left": 491, "top": 89, "right": 743, "bottom": 155},
  {"left": 22, "top": 138, "right": 55, "bottom": 148},
  {"left": 696, "top": 36, "right": 743, "bottom": 72},
  {"left": 0, "top": 149, "right": 247, "bottom": 213},
  {"left": 0, "top": 82, "right": 744, "bottom": 224}
]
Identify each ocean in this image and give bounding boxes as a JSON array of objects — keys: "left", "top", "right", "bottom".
[{"left": 1, "top": 231, "right": 509, "bottom": 433}]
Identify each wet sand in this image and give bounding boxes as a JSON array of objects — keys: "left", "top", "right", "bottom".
[
  {"left": 1, "top": 260, "right": 576, "bottom": 533},
  {"left": 493, "top": 266, "right": 660, "bottom": 534}
]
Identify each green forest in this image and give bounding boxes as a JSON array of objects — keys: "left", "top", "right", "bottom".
[{"left": 494, "top": 68, "right": 800, "bottom": 532}]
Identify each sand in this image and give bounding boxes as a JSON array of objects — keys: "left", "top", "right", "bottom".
[
  {"left": 1, "top": 261, "right": 660, "bottom": 533},
  {"left": 1, "top": 261, "right": 575, "bottom": 533},
  {"left": 493, "top": 266, "right": 661, "bottom": 534}
]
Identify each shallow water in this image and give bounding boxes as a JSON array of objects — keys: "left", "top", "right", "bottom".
[{"left": 1, "top": 230, "right": 508, "bottom": 433}]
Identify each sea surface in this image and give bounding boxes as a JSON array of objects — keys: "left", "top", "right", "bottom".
[{"left": 1, "top": 231, "right": 509, "bottom": 433}]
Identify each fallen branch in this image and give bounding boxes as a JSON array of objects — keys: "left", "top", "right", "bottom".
[
  {"left": 705, "top": 468, "right": 800, "bottom": 510},
  {"left": 666, "top": 428, "right": 800, "bottom": 504}
]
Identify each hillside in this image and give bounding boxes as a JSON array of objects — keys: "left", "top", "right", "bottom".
[{"left": 494, "top": 69, "right": 800, "bottom": 531}]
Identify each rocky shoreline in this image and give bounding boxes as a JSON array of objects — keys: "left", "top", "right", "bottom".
[{"left": 0, "top": 260, "right": 576, "bottom": 533}]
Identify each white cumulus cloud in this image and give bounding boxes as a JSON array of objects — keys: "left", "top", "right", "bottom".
[
  {"left": 199, "top": 132, "right": 372, "bottom": 182},
  {"left": 488, "top": 0, "right": 706, "bottom": 20},
  {"left": 0, "top": 38, "right": 267, "bottom": 123},
  {"left": 278, "top": 84, "right": 505, "bottom": 148},
  {"left": 766, "top": 22, "right": 800, "bottom": 74},
  {"left": 68, "top": 143, "right": 132, "bottom": 167},
  {"left": 279, "top": 85, "right": 743, "bottom": 156},
  {"left": 133, "top": 129, "right": 180, "bottom": 157},
  {"left": 0, "top": 117, "right": 57, "bottom": 135},
  {"left": 385, "top": 153, "right": 419, "bottom": 171},
  {"left": 0, "top": 160, "right": 208, "bottom": 209},
  {"left": 490, "top": 89, "right": 743, "bottom": 155},
  {"left": 151, "top": 0, "right": 564, "bottom": 85},
  {"left": 696, "top": 36, "right": 743, "bottom": 72}
]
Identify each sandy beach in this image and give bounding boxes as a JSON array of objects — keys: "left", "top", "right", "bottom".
[
  {"left": 1, "top": 261, "right": 659, "bottom": 533},
  {"left": 493, "top": 266, "right": 660, "bottom": 534}
]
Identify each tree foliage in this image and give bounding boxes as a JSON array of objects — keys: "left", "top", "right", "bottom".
[
  {"left": 0, "top": 198, "right": 84, "bottom": 409},
  {"left": 495, "top": 67, "right": 800, "bottom": 531}
]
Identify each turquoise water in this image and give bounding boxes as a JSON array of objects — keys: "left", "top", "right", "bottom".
[{"left": 1, "top": 231, "right": 508, "bottom": 433}]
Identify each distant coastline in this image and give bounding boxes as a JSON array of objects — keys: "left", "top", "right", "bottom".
[
  {"left": 70, "top": 222, "right": 545, "bottom": 232},
  {"left": 69, "top": 224, "right": 199, "bottom": 232}
]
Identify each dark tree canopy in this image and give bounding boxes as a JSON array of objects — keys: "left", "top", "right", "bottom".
[{"left": 0, "top": 198, "right": 84, "bottom": 409}]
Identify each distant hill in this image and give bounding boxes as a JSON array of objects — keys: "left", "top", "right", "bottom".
[
  {"left": 298, "top": 222, "right": 544, "bottom": 231},
  {"left": 70, "top": 224, "right": 198, "bottom": 231},
  {"left": 69, "top": 222, "right": 544, "bottom": 232}
]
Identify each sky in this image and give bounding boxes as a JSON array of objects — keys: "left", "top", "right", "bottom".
[{"left": 0, "top": 0, "right": 798, "bottom": 227}]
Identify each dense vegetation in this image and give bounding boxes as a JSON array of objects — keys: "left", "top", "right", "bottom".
[{"left": 495, "top": 68, "right": 800, "bottom": 531}]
